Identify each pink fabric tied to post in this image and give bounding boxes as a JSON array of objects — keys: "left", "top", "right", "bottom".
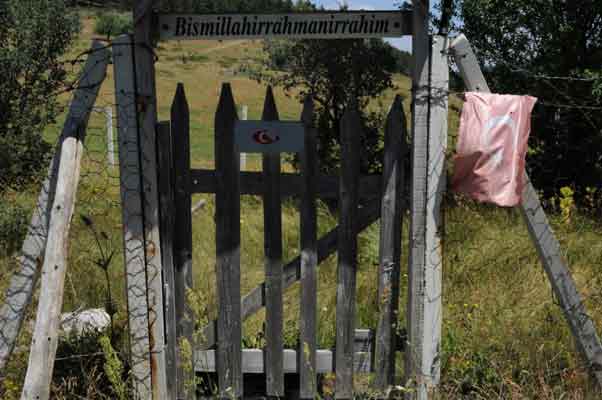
[{"left": 452, "top": 92, "right": 538, "bottom": 207}]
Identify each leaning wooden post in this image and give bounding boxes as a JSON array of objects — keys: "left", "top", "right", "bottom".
[
  {"left": 450, "top": 34, "right": 602, "bottom": 388},
  {"left": 335, "top": 107, "right": 361, "bottom": 399},
  {"left": 171, "top": 83, "right": 195, "bottom": 399},
  {"left": 299, "top": 97, "right": 318, "bottom": 399},
  {"left": 20, "top": 41, "right": 109, "bottom": 400},
  {"left": 113, "top": 34, "right": 153, "bottom": 399},
  {"left": 0, "top": 42, "right": 109, "bottom": 376},
  {"left": 374, "top": 96, "right": 408, "bottom": 391},
  {"left": 215, "top": 83, "right": 243, "bottom": 398},
  {"left": 133, "top": 2, "right": 169, "bottom": 397},
  {"left": 406, "top": 0, "right": 448, "bottom": 396},
  {"left": 261, "top": 87, "right": 285, "bottom": 397}
]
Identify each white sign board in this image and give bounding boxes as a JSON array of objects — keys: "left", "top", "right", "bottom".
[
  {"left": 235, "top": 121, "right": 304, "bottom": 153},
  {"left": 158, "top": 11, "right": 412, "bottom": 41}
]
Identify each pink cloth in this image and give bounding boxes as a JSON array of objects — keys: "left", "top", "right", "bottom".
[{"left": 452, "top": 92, "right": 537, "bottom": 207}]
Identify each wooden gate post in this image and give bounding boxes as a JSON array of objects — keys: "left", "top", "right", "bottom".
[
  {"left": 374, "top": 96, "right": 408, "bottom": 391},
  {"left": 20, "top": 41, "right": 110, "bottom": 400},
  {"left": 450, "top": 34, "right": 602, "bottom": 389},
  {"left": 406, "top": 0, "right": 449, "bottom": 397},
  {"left": 113, "top": 34, "right": 154, "bottom": 399},
  {"left": 132, "top": 2, "right": 169, "bottom": 397}
]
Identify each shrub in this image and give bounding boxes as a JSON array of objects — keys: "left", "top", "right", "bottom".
[
  {"left": 0, "top": 0, "right": 79, "bottom": 190},
  {"left": 94, "top": 12, "right": 131, "bottom": 39},
  {"left": 0, "top": 201, "right": 28, "bottom": 257}
]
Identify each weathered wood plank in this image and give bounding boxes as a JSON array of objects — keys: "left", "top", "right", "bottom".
[
  {"left": 113, "top": 34, "right": 153, "bottom": 399},
  {"left": 0, "top": 42, "right": 110, "bottom": 375},
  {"left": 20, "top": 40, "right": 109, "bottom": 400},
  {"left": 156, "top": 121, "right": 178, "bottom": 400},
  {"left": 195, "top": 349, "right": 373, "bottom": 374},
  {"left": 170, "top": 83, "right": 195, "bottom": 399},
  {"left": 450, "top": 33, "right": 602, "bottom": 388},
  {"left": 189, "top": 169, "right": 381, "bottom": 200},
  {"left": 422, "top": 34, "right": 448, "bottom": 391},
  {"left": 407, "top": 2, "right": 447, "bottom": 399},
  {"left": 299, "top": 97, "right": 318, "bottom": 399},
  {"left": 335, "top": 109, "right": 361, "bottom": 399},
  {"left": 134, "top": 2, "right": 169, "bottom": 396},
  {"left": 374, "top": 96, "right": 407, "bottom": 391},
  {"left": 200, "top": 198, "right": 382, "bottom": 350},
  {"left": 261, "top": 87, "right": 284, "bottom": 397},
  {"left": 214, "top": 83, "right": 243, "bottom": 398}
]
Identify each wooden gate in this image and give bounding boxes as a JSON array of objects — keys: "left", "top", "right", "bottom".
[{"left": 156, "top": 83, "right": 408, "bottom": 399}]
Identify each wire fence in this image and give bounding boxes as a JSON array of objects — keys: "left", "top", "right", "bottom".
[{"left": 0, "top": 32, "right": 601, "bottom": 399}]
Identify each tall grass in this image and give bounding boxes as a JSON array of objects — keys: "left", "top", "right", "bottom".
[{"left": 0, "top": 10, "right": 600, "bottom": 399}]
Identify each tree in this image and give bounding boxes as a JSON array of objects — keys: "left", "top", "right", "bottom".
[
  {"left": 261, "top": 38, "right": 399, "bottom": 175},
  {"left": 0, "top": 0, "right": 79, "bottom": 189},
  {"left": 459, "top": 0, "right": 602, "bottom": 204}
]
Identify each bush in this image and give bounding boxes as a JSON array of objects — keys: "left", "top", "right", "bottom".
[
  {"left": 0, "top": 201, "right": 29, "bottom": 257},
  {"left": 0, "top": 0, "right": 79, "bottom": 191},
  {"left": 94, "top": 12, "right": 131, "bottom": 39}
]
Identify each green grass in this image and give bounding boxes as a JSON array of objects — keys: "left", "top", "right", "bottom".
[{"left": 0, "top": 9, "right": 601, "bottom": 400}]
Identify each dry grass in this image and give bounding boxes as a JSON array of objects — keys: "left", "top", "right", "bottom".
[{"left": 0, "top": 9, "right": 601, "bottom": 399}]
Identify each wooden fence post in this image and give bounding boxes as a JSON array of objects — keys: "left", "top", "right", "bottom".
[
  {"left": 450, "top": 33, "right": 602, "bottom": 389},
  {"left": 215, "top": 83, "right": 243, "bottom": 398},
  {"left": 113, "top": 34, "right": 153, "bottom": 399},
  {"left": 406, "top": 0, "right": 448, "bottom": 396},
  {"left": 133, "top": 3, "right": 169, "bottom": 397},
  {"left": 171, "top": 83, "right": 195, "bottom": 399},
  {"left": 405, "top": 0, "right": 449, "bottom": 400},
  {"left": 374, "top": 96, "right": 408, "bottom": 391},
  {"left": 299, "top": 96, "right": 318, "bottom": 399},
  {"left": 335, "top": 108, "right": 361, "bottom": 399},
  {"left": 261, "top": 87, "right": 285, "bottom": 397},
  {"left": 156, "top": 121, "right": 178, "bottom": 399},
  {"left": 20, "top": 40, "right": 110, "bottom": 400}
]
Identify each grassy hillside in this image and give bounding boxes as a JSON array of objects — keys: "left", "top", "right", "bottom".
[{"left": 1, "top": 9, "right": 601, "bottom": 399}]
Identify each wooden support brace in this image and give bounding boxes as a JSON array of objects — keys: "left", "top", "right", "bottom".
[
  {"left": 450, "top": 33, "right": 602, "bottom": 389},
  {"left": 20, "top": 41, "right": 110, "bottom": 400}
]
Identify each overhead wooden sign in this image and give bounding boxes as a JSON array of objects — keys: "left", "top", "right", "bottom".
[
  {"left": 158, "top": 11, "right": 412, "bottom": 41},
  {"left": 235, "top": 121, "right": 304, "bottom": 153}
]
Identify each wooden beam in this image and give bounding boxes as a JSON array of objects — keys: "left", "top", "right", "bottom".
[
  {"left": 133, "top": 1, "right": 169, "bottom": 395},
  {"left": 189, "top": 169, "right": 381, "bottom": 200},
  {"left": 335, "top": 109, "right": 361, "bottom": 399},
  {"left": 20, "top": 41, "right": 109, "bottom": 400},
  {"left": 450, "top": 33, "right": 602, "bottom": 389},
  {"left": 299, "top": 97, "right": 318, "bottom": 399},
  {"left": 171, "top": 83, "right": 195, "bottom": 400},
  {"left": 0, "top": 42, "right": 110, "bottom": 375},
  {"left": 156, "top": 121, "right": 178, "bottom": 399},
  {"left": 214, "top": 83, "right": 243, "bottom": 398},
  {"left": 200, "top": 199, "right": 382, "bottom": 350},
  {"left": 261, "top": 87, "right": 285, "bottom": 397},
  {"left": 374, "top": 96, "right": 407, "bottom": 391},
  {"left": 113, "top": 34, "right": 153, "bottom": 398},
  {"left": 407, "top": 1, "right": 448, "bottom": 398},
  {"left": 195, "top": 349, "right": 373, "bottom": 374}
]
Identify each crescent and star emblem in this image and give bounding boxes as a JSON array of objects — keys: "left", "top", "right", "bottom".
[{"left": 252, "top": 129, "right": 280, "bottom": 145}]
